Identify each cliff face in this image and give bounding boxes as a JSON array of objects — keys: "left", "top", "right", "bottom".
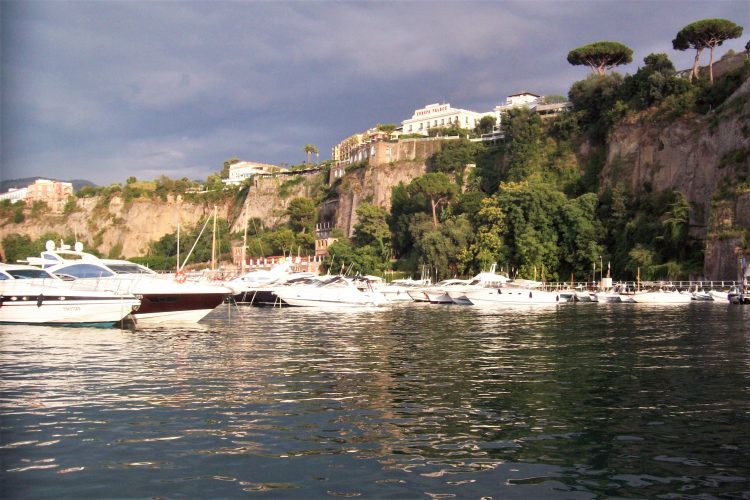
[
  {"left": 602, "top": 77, "right": 750, "bottom": 279},
  {"left": 0, "top": 195, "right": 227, "bottom": 259}
]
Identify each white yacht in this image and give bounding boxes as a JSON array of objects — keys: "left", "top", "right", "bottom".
[
  {"left": 445, "top": 267, "right": 509, "bottom": 305},
  {"left": 630, "top": 289, "right": 694, "bottom": 304},
  {"left": 463, "top": 279, "right": 562, "bottom": 305},
  {"left": 0, "top": 264, "right": 140, "bottom": 326},
  {"left": 25, "top": 241, "right": 231, "bottom": 323},
  {"left": 272, "top": 275, "right": 386, "bottom": 307}
]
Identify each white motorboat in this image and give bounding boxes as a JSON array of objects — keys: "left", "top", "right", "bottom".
[
  {"left": 709, "top": 290, "right": 730, "bottom": 302},
  {"left": 376, "top": 278, "right": 431, "bottom": 303},
  {"left": 25, "top": 241, "right": 230, "bottom": 323},
  {"left": 630, "top": 289, "right": 694, "bottom": 304},
  {"left": 225, "top": 261, "right": 318, "bottom": 305},
  {"left": 444, "top": 267, "right": 510, "bottom": 305},
  {"left": 595, "top": 291, "right": 623, "bottom": 303},
  {"left": 421, "top": 279, "right": 472, "bottom": 304},
  {"left": 463, "top": 282, "right": 562, "bottom": 306},
  {"left": 0, "top": 264, "right": 140, "bottom": 326},
  {"left": 272, "top": 275, "right": 386, "bottom": 307}
]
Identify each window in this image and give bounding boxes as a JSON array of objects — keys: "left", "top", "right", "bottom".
[
  {"left": 6, "top": 269, "right": 55, "bottom": 279},
  {"left": 53, "top": 264, "right": 113, "bottom": 278}
]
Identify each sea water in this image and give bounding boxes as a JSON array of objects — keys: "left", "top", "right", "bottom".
[{"left": 1, "top": 302, "right": 749, "bottom": 498}]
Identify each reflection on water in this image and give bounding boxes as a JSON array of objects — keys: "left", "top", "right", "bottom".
[{"left": 1, "top": 303, "right": 749, "bottom": 498}]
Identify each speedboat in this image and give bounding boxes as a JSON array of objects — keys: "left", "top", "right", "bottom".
[
  {"left": 0, "top": 263, "right": 140, "bottom": 326},
  {"left": 272, "top": 275, "right": 386, "bottom": 307},
  {"left": 413, "top": 279, "right": 471, "bottom": 304},
  {"left": 463, "top": 279, "right": 562, "bottom": 306},
  {"left": 630, "top": 289, "right": 693, "bottom": 304},
  {"left": 445, "top": 267, "right": 510, "bottom": 305},
  {"left": 25, "top": 241, "right": 231, "bottom": 323},
  {"left": 224, "top": 261, "right": 317, "bottom": 305},
  {"left": 377, "top": 278, "right": 431, "bottom": 303}
]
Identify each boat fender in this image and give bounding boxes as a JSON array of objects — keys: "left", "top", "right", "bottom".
[
  {"left": 0, "top": 295, "right": 3, "bottom": 307},
  {"left": 37, "top": 293, "right": 44, "bottom": 308},
  {"left": 556, "top": 295, "right": 559, "bottom": 302},
  {"left": 529, "top": 291, "right": 532, "bottom": 298},
  {"left": 174, "top": 271, "right": 187, "bottom": 284}
]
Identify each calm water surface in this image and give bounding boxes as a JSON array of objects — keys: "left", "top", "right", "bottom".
[{"left": 1, "top": 303, "right": 749, "bottom": 498}]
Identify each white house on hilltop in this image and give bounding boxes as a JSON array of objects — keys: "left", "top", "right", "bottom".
[{"left": 224, "top": 161, "right": 283, "bottom": 185}]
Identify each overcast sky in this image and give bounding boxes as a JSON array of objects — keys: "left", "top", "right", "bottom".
[{"left": 1, "top": 0, "right": 748, "bottom": 185}]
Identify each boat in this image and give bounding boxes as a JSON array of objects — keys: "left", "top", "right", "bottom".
[
  {"left": 0, "top": 263, "right": 140, "bottom": 326},
  {"left": 224, "top": 261, "right": 318, "bottom": 306},
  {"left": 463, "top": 279, "right": 562, "bottom": 306},
  {"left": 376, "top": 278, "right": 431, "bottom": 303},
  {"left": 630, "top": 289, "right": 694, "bottom": 304},
  {"left": 272, "top": 275, "right": 386, "bottom": 307},
  {"left": 25, "top": 241, "right": 231, "bottom": 323},
  {"left": 445, "top": 266, "right": 510, "bottom": 305}
]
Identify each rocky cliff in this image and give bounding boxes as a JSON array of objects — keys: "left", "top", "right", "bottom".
[
  {"left": 602, "top": 76, "right": 750, "bottom": 279},
  {"left": 0, "top": 194, "right": 229, "bottom": 259}
]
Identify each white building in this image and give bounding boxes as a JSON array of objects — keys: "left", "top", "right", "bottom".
[
  {"left": 0, "top": 187, "right": 28, "bottom": 203},
  {"left": 224, "top": 161, "right": 282, "bottom": 185},
  {"left": 492, "top": 92, "right": 541, "bottom": 123},
  {"left": 401, "top": 103, "right": 489, "bottom": 136}
]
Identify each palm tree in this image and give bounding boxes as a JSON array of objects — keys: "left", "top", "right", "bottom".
[{"left": 303, "top": 144, "right": 319, "bottom": 166}]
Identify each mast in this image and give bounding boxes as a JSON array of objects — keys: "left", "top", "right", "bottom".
[
  {"left": 176, "top": 222, "right": 181, "bottom": 272},
  {"left": 211, "top": 205, "right": 217, "bottom": 271},
  {"left": 241, "top": 209, "right": 248, "bottom": 274}
]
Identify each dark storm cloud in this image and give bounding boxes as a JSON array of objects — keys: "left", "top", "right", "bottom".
[{"left": 1, "top": 0, "right": 747, "bottom": 184}]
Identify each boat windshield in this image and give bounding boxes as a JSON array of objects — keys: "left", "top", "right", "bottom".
[
  {"left": 6, "top": 269, "right": 55, "bottom": 279},
  {"left": 53, "top": 263, "right": 114, "bottom": 278},
  {"left": 107, "top": 263, "right": 156, "bottom": 275}
]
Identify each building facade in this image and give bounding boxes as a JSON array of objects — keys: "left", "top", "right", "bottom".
[
  {"left": 401, "top": 103, "right": 488, "bottom": 136},
  {"left": 0, "top": 187, "right": 28, "bottom": 204},
  {"left": 224, "top": 161, "right": 282, "bottom": 185},
  {"left": 25, "top": 179, "right": 73, "bottom": 212}
]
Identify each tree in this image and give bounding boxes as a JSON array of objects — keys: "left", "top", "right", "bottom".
[
  {"left": 285, "top": 197, "right": 317, "bottom": 235},
  {"left": 746, "top": 39, "right": 750, "bottom": 59},
  {"left": 303, "top": 144, "right": 319, "bottom": 166},
  {"left": 673, "top": 18, "right": 743, "bottom": 83},
  {"left": 376, "top": 123, "right": 397, "bottom": 133},
  {"left": 407, "top": 173, "right": 458, "bottom": 228},
  {"left": 474, "top": 115, "right": 497, "bottom": 136},
  {"left": 353, "top": 203, "right": 390, "bottom": 249},
  {"left": 567, "top": 41, "right": 633, "bottom": 75},
  {"left": 428, "top": 138, "right": 483, "bottom": 174},
  {"left": 221, "top": 156, "right": 240, "bottom": 179}
]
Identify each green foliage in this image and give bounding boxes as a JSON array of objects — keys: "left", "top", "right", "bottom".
[
  {"left": 474, "top": 115, "right": 497, "bottom": 136},
  {"left": 2, "top": 234, "right": 35, "bottom": 263},
  {"left": 673, "top": 18, "right": 743, "bottom": 82},
  {"left": 1, "top": 232, "right": 70, "bottom": 263},
  {"left": 407, "top": 173, "right": 458, "bottom": 228},
  {"left": 427, "top": 138, "right": 484, "bottom": 175},
  {"left": 30, "top": 200, "right": 49, "bottom": 218},
  {"left": 278, "top": 176, "right": 304, "bottom": 198},
  {"left": 567, "top": 41, "right": 633, "bottom": 75},
  {"left": 410, "top": 215, "right": 474, "bottom": 280},
  {"left": 568, "top": 73, "right": 624, "bottom": 141},
  {"left": 286, "top": 197, "right": 317, "bottom": 232},
  {"left": 62, "top": 196, "right": 78, "bottom": 214}
]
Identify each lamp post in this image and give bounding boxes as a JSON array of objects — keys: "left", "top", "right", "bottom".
[{"left": 599, "top": 255, "right": 603, "bottom": 284}]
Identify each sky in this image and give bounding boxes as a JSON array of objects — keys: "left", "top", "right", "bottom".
[{"left": 1, "top": 0, "right": 748, "bottom": 186}]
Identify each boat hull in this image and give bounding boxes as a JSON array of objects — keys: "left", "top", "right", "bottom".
[
  {"left": 0, "top": 294, "right": 139, "bottom": 326},
  {"left": 464, "top": 288, "right": 562, "bottom": 305},
  {"left": 133, "top": 292, "right": 228, "bottom": 323}
]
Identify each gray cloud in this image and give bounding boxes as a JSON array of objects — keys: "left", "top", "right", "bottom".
[{"left": 2, "top": 0, "right": 747, "bottom": 185}]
